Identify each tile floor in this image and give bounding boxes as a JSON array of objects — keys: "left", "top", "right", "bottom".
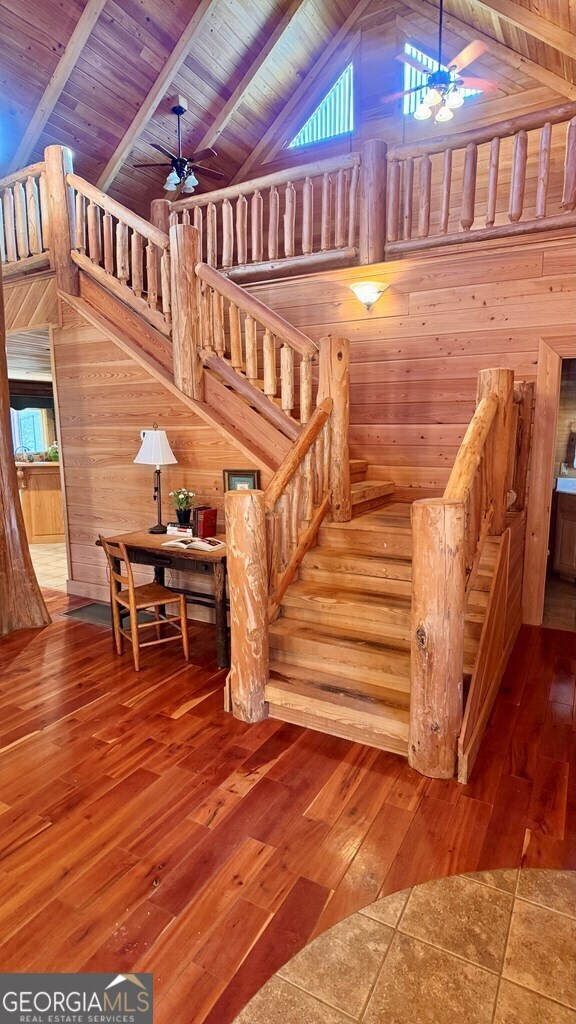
[
  {"left": 234, "top": 869, "right": 576, "bottom": 1024},
  {"left": 29, "top": 542, "right": 68, "bottom": 591},
  {"left": 543, "top": 574, "right": 576, "bottom": 632}
]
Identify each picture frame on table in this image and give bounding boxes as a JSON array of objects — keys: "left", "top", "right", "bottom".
[{"left": 223, "top": 469, "right": 261, "bottom": 492}]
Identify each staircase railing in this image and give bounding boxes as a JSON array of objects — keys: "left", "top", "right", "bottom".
[
  {"left": 223, "top": 334, "right": 351, "bottom": 723},
  {"left": 0, "top": 161, "right": 50, "bottom": 276},
  {"left": 409, "top": 369, "right": 533, "bottom": 781}
]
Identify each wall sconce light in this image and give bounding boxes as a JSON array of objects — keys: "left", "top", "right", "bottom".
[{"left": 349, "top": 281, "right": 389, "bottom": 311}]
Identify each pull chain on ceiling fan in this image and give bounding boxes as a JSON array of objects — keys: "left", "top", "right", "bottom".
[{"left": 134, "top": 104, "right": 225, "bottom": 199}]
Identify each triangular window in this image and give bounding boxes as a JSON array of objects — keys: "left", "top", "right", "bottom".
[
  {"left": 403, "top": 42, "right": 481, "bottom": 115},
  {"left": 288, "top": 63, "right": 354, "bottom": 149}
]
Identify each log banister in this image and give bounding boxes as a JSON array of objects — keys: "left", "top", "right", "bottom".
[
  {"left": 67, "top": 174, "right": 169, "bottom": 249},
  {"left": 265, "top": 398, "right": 333, "bottom": 510},
  {"left": 444, "top": 393, "right": 499, "bottom": 503}
]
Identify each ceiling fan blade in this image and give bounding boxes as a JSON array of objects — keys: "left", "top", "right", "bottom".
[
  {"left": 187, "top": 147, "right": 217, "bottom": 163},
  {"left": 396, "top": 52, "right": 430, "bottom": 75},
  {"left": 133, "top": 162, "right": 172, "bottom": 168},
  {"left": 151, "top": 142, "right": 177, "bottom": 160},
  {"left": 447, "top": 40, "right": 487, "bottom": 71},
  {"left": 459, "top": 76, "right": 499, "bottom": 93},
  {"left": 381, "top": 84, "right": 424, "bottom": 104},
  {"left": 193, "top": 165, "right": 226, "bottom": 181}
]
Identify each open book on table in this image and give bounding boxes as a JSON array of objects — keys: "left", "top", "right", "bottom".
[{"left": 161, "top": 536, "right": 225, "bottom": 552}]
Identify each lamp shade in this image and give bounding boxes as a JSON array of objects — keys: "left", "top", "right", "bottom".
[{"left": 134, "top": 428, "right": 177, "bottom": 467}]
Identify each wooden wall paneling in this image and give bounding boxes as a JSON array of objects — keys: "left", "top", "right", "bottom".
[{"left": 3, "top": 275, "right": 58, "bottom": 333}]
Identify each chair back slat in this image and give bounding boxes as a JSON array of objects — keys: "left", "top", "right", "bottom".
[{"left": 100, "top": 536, "right": 135, "bottom": 592}]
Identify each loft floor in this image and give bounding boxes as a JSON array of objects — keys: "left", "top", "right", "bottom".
[{"left": 0, "top": 589, "right": 573, "bottom": 1024}]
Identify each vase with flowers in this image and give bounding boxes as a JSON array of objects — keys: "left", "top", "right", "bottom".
[{"left": 169, "top": 487, "right": 195, "bottom": 527}]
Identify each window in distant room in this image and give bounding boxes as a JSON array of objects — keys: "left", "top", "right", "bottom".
[
  {"left": 403, "top": 42, "right": 481, "bottom": 115},
  {"left": 10, "top": 407, "right": 51, "bottom": 453},
  {"left": 288, "top": 63, "right": 354, "bottom": 148}
]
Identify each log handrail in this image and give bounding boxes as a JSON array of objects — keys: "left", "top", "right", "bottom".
[
  {"left": 265, "top": 398, "right": 333, "bottom": 509},
  {"left": 171, "top": 153, "right": 361, "bottom": 210},
  {"left": 444, "top": 393, "right": 499, "bottom": 504},
  {"left": 196, "top": 261, "right": 318, "bottom": 357},
  {"left": 67, "top": 174, "right": 169, "bottom": 248},
  {"left": 0, "top": 161, "right": 46, "bottom": 191}
]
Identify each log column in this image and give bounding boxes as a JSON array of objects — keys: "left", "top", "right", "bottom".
[
  {"left": 359, "top": 139, "right": 387, "bottom": 264},
  {"left": 477, "top": 367, "right": 515, "bottom": 534},
  {"left": 0, "top": 262, "right": 50, "bottom": 636},
  {"left": 170, "top": 223, "right": 203, "bottom": 400},
  {"left": 225, "top": 489, "right": 269, "bottom": 722},
  {"left": 409, "top": 499, "right": 465, "bottom": 779},
  {"left": 318, "top": 335, "right": 351, "bottom": 522},
  {"left": 44, "top": 145, "right": 78, "bottom": 294}
]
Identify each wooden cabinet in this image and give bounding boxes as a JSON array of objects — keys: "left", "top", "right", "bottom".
[
  {"left": 17, "top": 463, "right": 65, "bottom": 544},
  {"left": 553, "top": 493, "right": 576, "bottom": 581}
]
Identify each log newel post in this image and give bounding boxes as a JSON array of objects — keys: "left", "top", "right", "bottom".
[
  {"left": 44, "top": 145, "right": 78, "bottom": 295},
  {"left": 359, "top": 139, "right": 387, "bottom": 265},
  {"left": 477, "top": 368, "right": 515, "bottom": 534},
  {"left": 150, "top": 199, "right": 171, "bottom": 236},
  {"left": 318, "top": 335, "right": 351, "bottom": 522},
  {"left": 169, "top": 223, "right": 204, "bottom": 401},
  {"left": 409, "top": 499, "right": 465, "bottom": 779},
  {"left": 224, "top": 489, "right": 269, "bottom": 723}
]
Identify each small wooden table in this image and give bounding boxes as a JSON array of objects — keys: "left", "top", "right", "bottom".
[{"left": 101, "top": 530, "right": 229, "bottom": 668}]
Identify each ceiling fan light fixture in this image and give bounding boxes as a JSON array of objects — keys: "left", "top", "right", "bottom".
[
  {"left": 414, "top": 102, "right": 432, "bottom": 120},
  {"left": 182, "top": 171, "right": 198, "bottom": 193},
  {"left": 446, "top": 87, "right": 464, "bottom": 108},
  {"left": 435, "top": 102, "right": 454, "bottom": 123},
  {"left": 164, "top": 169, "right": 180, "bottom": 190},
  {"left": 423, "top": 87, "right": 442, "bottom": 107}
]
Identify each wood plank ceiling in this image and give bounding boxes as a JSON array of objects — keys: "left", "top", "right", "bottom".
[{"left": 0, "top": 0, "right": 575, "bottom": 219}]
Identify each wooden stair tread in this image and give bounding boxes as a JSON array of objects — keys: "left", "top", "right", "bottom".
[
  {"left": 282, "top": 580, "right": 411, "bottom": 619},
  {"left": 351, "top": 479, "right": 396, "bottom": 515},
  {"left": 268, "top": 660, "right": 410, "bottom": 709}
]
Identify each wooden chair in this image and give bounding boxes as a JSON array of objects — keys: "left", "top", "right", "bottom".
[{"left": 100, "top": 535, "right": 189, "bottom": 671}]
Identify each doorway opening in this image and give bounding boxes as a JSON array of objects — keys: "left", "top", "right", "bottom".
[
  {"left": 7, "top": 327, "right": 68, "bottom": 593},
  {"left": 543, "top": 358, "right": 576, "bottom": 631}
]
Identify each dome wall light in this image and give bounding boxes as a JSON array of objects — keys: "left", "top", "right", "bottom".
[
  {"left": 349, "top": 281, "right": 390, "bottom": 311},
  {"left": 414, "top": 102, "right": 432, "bottom": 120}
]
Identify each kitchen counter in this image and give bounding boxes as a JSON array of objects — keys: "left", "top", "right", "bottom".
[{"left": 16, "top": 462, "right": 65, "bottom": 544}]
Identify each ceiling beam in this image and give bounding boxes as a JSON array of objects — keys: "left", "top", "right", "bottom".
[
  {"left": 471, "top": 0, "right": 576, "bottom": 60},
  {"left": 9, "top": 0, "right": 107, "bottom": 172},
  {"left": 192, "top": 0, "right": 309, "bottom": 155},
  {"left": 96, "top": 0, "right": 216, "bottom": 193},
  {"left": 231, "top": 0, "right": 372, "bottom": 185},
  {"left": 400, "top": 0, "right": 576, "bottom": 102}
]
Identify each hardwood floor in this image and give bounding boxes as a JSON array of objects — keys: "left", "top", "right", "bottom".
[{"left": 0, "top": 590, "right": 574, "bottom": 1024}]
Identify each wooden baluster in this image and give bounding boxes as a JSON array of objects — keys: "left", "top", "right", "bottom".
[
  {"left": 74, "top": 191, "right": 86, "bottom": 254},
  {"left": 315, "top": 428, "right": 324, "bottom": 501},
  {"left": 251, "top": 190, "right": 263, "bottom": 262},
  {"left": 206, "top": 202, "right": 217, "bottom": 266},
  {"left": 562, "top": 116, "right": 576, "bottom": 211},
  {"left": 116, "top": 221, "right": 129, "bottom": 284},
  {"left": 280, "top": 344, "right": 294, "bottom": 416},
  {"left": 25, "top": 176, "right": 43, "bottom": 255},
  {"left": 213, "top": 290, "right": 225, "bottom": 354},
  {"left": 410, "top": 498, "right": 465, "bottom": 779},
  {"left": 536, "top": 122, "right": 552, "bottom": 219},
  {"left": 169, "top": 210, "right": 178, "bottom": 228},
  {"left": 236, "top": 194, "right": 247, "bottom": 264},
  {"left": 3, "top": 190, "right": 17, "bottom": 263},
  {"left": 181, "top": 209, "right": 191, "bottom": 225},
  {"left": 245, "top": 315, "right": 258, "bottom": 384},
  {"left": 229, "top": 302, "right": 243, "bottom": 370},
  {"left": 291, "top": 470, "right": 302, "bottom": 549},
  {"left": 39, "top": 172, "right": 50, "bottom": 251},
  {"left": 418, "top": 155, "right": 431, "bottom": 239},
  {"left": 402, "top": 157, "right": 414, "bottom": 240},
  {"left": 321, "top": 172, "right": 331, "bottom": 251},
  {"left": 0, "top": 202, "right": 5, "bottom": 264},
  {"left": 277, "top": 493, "right": 290, "bottom": 571},
  {"left": 461, "top": 143, "right": 478, "bottom": 230},
  {"left": 284, "top": 181, "right": 295, "bottom": 257},
  {"left": 300, "top": 355, "right": 312, "bottom": 425},
  {"left": 439, "top": 150, "right": 452, "bottom": 235},
  {"left": 303, "top": 451, "right": 314, "bottom": 524},
  {"left": 222, "top": 198, "right": 234, "bottom": 268},
  {"left": 263, "top": 330, "right": 277, "bottom": 402},
  {"left": 268, "top": 185, "right": 279, "bottom": 261},
  {"left": 509, "top": 130, "right": 528, "bottom": 223},
  {"left": 302, "top": 177, "right": 313, "bottom": 255},
  {"left": 386, "top": 159, "right": 400, "bottom": 243},
  {"left": 193, "top": 206, "right": 203, "bottom": 258},
  {"left": 87, "top": 202, "right": 101, "bottom": 264},
  {"left": 131, "top": 232, "right": 144, "bottom": 297},
  {"left": 102, "top": 212, "right": 114, "bottom": 274},
  {"left": 322, "top": 419, "right": 331, "bottom": 501},
  {"left": 201, "top": 282, "right": 212, "bottom": 350},
  {"left": 266, "top": 511, "right": 280, "bottom": 595},
  {"left": 161, "top": 250, "right": 171, "bottom": 323},
  {"left": 335, "top": 169, "right": 346, "bottom": 249},
  {"left": 486, "top": 137, "right": 500, "bottom": 228},
  {"left": 224, "top": 489, "right": 268, "bottom": 723},
  {"left": 347, "top": 162, "right": 359, "bottom": 247},
  {"left": 13, "top": 181, "right": 29, "bottom": 258},
  {"left": 146, "top": 243, "right": 158, "bottom": 311}
]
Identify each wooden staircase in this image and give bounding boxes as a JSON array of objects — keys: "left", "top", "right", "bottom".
[{"left": 266, "top": 497, "right": 499, "bottom": 757}]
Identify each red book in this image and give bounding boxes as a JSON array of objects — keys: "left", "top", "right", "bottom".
[{"left": 194, "top": 506, "right": 218, "bottom": 538}]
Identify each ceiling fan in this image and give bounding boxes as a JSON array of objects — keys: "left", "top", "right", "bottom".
[
  {"left": 386, "top": 0, "right": 498, "bottom": 123},
  {"left": 134, "top": 104, "right": 225, "bottom": 198}
]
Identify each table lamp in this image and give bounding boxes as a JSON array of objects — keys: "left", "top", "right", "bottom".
[{"left": 134, "top": 424, "right": 177, "bottom": 534}]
